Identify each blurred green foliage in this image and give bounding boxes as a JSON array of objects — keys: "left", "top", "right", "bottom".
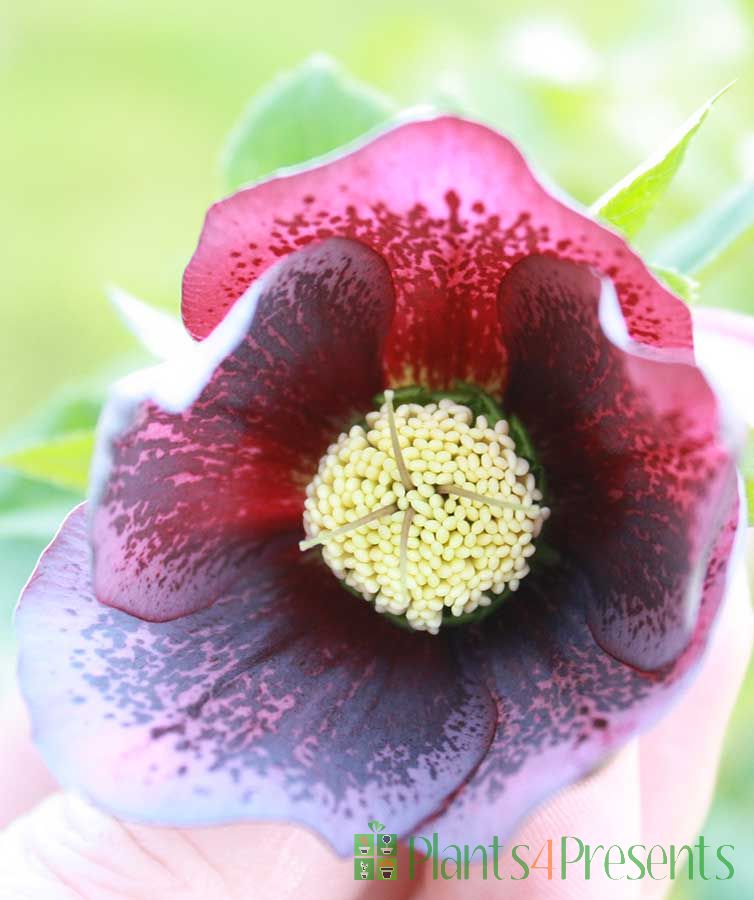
[
  {"left": 1, "top": 1, "right": 753, "bottom": 897},
  {"left": 221, "top": 54, "right": 397, "bottom": 190}
]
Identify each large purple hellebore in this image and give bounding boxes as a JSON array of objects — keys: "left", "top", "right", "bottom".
[{"left": 16, "top": 117, "right": 744, "bottom": 854}]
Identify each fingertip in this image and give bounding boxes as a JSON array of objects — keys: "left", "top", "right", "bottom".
[
  {"left": 0, "top": 688, "right": 57, "bottom": 828},
  {"left": 640, "top": 551, "right": 753, "bottom": 855}
]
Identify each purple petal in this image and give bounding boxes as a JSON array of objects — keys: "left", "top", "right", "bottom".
[
  {"left": 497, "top": 256, "right": 739, "bottom": 670},
  {"left": 16, "top": 506, "right": 495, "bottom": 855},
  {"left": 91, "top": 238, "right": 395, "bottom": 621},
  {"left": 425, "top": 504, "right": 740, "bottom": 846}
]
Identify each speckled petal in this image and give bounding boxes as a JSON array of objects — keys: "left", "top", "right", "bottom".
[
  {"left": 183, "top": 116, "right": 692, "bottom": 394},
  {"left": 16, "top": 506, "right": 496, "bottom": 855},
  {"left": 91, "top": 238, "right": 395, "bottom": 621},
  {"left": 497, "top": 256, "right": 739, "bottom": 670},
  {"left": 425, "top": 503, "right": 740, "bottom": 846}
]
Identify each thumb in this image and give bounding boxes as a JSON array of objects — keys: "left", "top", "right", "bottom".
[{"left": 0, "top": 793, "right": 372, "bottom": 900}]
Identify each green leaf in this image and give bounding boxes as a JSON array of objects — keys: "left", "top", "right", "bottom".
[
  {"left": 0, "top": 430, "right": 95, "bottom": 493},
  {"left": 0, "top": 467, "right": 83, "bottom": 544},
  {"left": 654, "top": 179, "right": 754, "bottom": 274},
  {"left": 650, "top": 264, "right": 700, "bottom": 303},
  {"left": 590, "top": 83, "right": 734, "bottom": 239},
  {"left": 1, "top": 390, "right": 101, "bottom": 453},
  {"left": 0, "top": 383, "right": 106, "bottom": 633},
  {"left": 221, "top": 54, "right": 397, "bottom": 191}
]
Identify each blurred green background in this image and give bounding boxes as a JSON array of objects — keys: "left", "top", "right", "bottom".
[{"left": 0, "top": 0, "right": 752, "bottom": 896}]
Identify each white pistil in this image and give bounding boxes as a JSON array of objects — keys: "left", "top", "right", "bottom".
[
  {"left": 384, "top": 389, "right": 413, "bottom": 492},
  {"left": 299, "top": 503, "right": 398, "bottom": 550},
  {"left": 437, "top": 484, "right": 535, "bottom": 513},
  {"left": 302, "top": 395, "right": 550, "bottom": 634}
]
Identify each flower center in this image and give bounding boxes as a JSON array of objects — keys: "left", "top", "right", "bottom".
[{"left": 301, "top": 389, "right": 550, "bottom": 634}]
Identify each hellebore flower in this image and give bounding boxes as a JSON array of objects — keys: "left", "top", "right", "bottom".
[{"left": 16, "top": 117, "right": 743, "bottom": 854}]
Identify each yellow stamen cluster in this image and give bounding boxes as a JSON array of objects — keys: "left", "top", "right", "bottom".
[{"left": 302, "top": 392, "right": 549, "bottom": 634}]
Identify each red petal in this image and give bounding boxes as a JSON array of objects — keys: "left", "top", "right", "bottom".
[
  {"left": 184, "top": 116, "right": 692, "bottom": 393},
  {"left": 92, "top": 238, "right": 395, "bottom": 621}
]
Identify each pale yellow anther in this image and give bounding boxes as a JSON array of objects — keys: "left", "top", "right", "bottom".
[
  {"left": 399, "top": 507, "right": 415, "bottom": 610},
  {"left": 302, "top": 396, "right": 550, "bottom": 634}
]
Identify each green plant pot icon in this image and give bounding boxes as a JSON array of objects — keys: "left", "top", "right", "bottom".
[
  {"left": 380, "top": 833, "right": 396, "bottom": 855},
  {"left": 354, "top": 858, "right": 374, "bottom": 880}
]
